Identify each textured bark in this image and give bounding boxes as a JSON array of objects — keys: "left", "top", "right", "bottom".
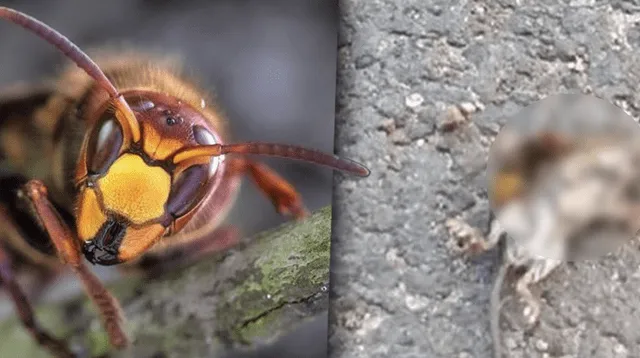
[{"left": 0, "top": 207, "right": 332, "bottom": 358}]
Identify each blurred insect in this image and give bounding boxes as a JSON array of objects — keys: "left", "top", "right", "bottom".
[{"left": 0, "top": 7, "right": 369, "bottom": 358}]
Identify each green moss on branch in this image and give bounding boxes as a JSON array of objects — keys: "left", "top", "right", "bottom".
[{"left": 0, "top": 207, "right": 333, "bottom": 358}]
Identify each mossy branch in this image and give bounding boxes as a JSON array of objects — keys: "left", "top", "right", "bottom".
[{"left": 0, "top": 206, "right": 333, "bottom": 358}]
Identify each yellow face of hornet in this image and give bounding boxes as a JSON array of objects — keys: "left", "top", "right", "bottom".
[
  {"left": 74, "top": 92, "right": 222, "bottom": 265},
  {"left": 76, "top": 154, "right": 171, "bottom": 263}
]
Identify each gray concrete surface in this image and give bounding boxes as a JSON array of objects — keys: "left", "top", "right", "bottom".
[{"left": 330, "top": 1, "right": 640, "bottom": 357}]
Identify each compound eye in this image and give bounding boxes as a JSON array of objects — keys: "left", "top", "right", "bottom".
[
  {"left": 166, "top": 165, "right": 209, "bottom": 218},
  {"left": 193, "top": 125, "right": 221, "bottom": 176},
  {"left": 86, "top": 113, "right": 124, "bottom": 175}
]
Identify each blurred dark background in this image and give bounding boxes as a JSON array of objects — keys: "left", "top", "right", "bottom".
[{"left": 0, "top": 1, "right": 338, "bottom": 357}]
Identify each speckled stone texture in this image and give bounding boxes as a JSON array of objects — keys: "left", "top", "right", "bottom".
[{"left": 329, "top": 1, "right": 640, "bottom": 357}]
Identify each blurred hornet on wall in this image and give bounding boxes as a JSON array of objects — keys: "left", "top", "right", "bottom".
[
  {"left": 447, "top": 94, "right": 640, "bottom": 358},
  {"left": 0, "top": 7, "right": 369, "bottom": 358}
]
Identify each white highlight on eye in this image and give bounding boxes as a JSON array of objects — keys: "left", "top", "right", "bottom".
[
  {"left": 139, "top": 100, "right": 155, "bottom": 111},
  {"left": 96, "top": 119, "right": 115, "bottom": 152},
  {"left": 197, "top": 128, "right": 221, "bottom": 176}
]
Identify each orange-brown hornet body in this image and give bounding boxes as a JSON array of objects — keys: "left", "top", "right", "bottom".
[
  {"left": 0, "top": 7, "right": 369, "bottom": 358},
  {"left": 3, "top": 54, "right": 244, "bottom": 267}
]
